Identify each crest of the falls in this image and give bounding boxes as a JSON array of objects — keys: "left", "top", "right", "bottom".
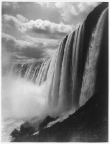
[{"left": 11, "top": 7, "right": 108, "bottom": 116}]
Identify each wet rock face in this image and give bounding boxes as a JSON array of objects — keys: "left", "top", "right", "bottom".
[
  {"left": 11, "top": 2, "right": 108, "bottom": 142},
  {"left": 11, "top": 129, "right": 20, "bottom": 138},
  {"left": 20, "top": 122, "right": 36, "bottom": 137},
  {"left": 11, "top": 116, "right": 58, "bottom": 140},
  {"left": 39, "top": 116, "right": 58, "bottom": 130},
  {"left": 11, "top": 122, "right": 36, "bottom": 139}
]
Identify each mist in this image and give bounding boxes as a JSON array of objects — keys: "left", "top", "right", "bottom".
[{"left": 2, "top": 74, "right": 50, "bottom": 121}]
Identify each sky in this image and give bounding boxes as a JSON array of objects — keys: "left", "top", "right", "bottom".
[{"left": 2, "top": 1, "right": 101, "bottom": 71}]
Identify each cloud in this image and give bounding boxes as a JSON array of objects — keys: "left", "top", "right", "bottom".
[
  {"left": 16, "top": 14, "right": 29, "bottom": 22},
  {"left": 2, "top": 14, "right": 26, "bottom": 31},
  {"left": 2, "top": 14, "right": 73, "bottom": 39},
  {"left": 55, "top": 2, "right": 100, "bottom": 26},
  {"left": 2, "top": 33, "right": 58, "bottom": 69},
  {"left": 23, "top": 19, "right": 73, "bottom": 39},
  {"left": 35, "top": 2, "right": 49, "bottom": 7},
  {"left": 23, "top": 35, "right": 59, "bottom": 49}
]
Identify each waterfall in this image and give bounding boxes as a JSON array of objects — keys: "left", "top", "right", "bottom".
[{"left": 11, "top": 7, "right": 108, "bottom": 115}]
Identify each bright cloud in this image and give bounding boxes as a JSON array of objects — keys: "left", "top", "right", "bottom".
[
  {"left": 55, "top": 2, "right": 100, "bottom": 26},
  {"left": 16, "top": 14, "right": 29, "bottom": 23},
  {"left": 35, "top": 2, "right": 49, "bottom": 7},
  {"left": 23, "top": 19, "right": 73, "bottom": 39},
  {"left": 2, "top": 14, "right": 73, "bottom": 39}
]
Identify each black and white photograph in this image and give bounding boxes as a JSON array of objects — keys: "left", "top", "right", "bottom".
[{"left": 1, "top": 1, "right": 108, "bottom": 142}]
